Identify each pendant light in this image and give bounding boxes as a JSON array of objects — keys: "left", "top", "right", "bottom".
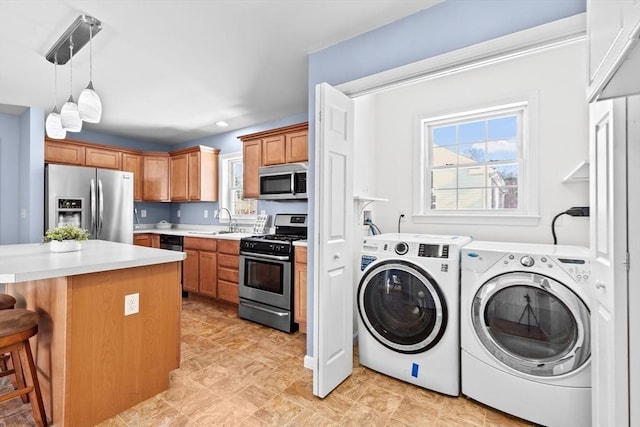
[
  {"left": 45, "top": 56, "right": 66, "bottom": 139},
  {"left": 60, "top": 42, "right": 83, "bottom": 132},
  {"left": 78, "top": 23, "right": 102, "bottom": 123}
]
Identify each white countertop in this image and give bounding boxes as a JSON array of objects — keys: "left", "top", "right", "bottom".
[
  {"left": 0, "top": 240, "right": 186, "bottom": 284},
  {"left": 134, "top": 228, "right": 253, "bottom": 241},
  {"left": 293, "top": 240, "right": 308, "bottom": 247}
]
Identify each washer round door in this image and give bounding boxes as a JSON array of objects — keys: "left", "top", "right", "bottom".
[
  {"left": 471, "top": 272, "right": 590, "bottom": 377},
  {"left": 357, "top": 260, "right": 447, "bottom": 354}
]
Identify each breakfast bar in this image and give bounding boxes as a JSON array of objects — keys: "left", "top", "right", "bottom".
[{"left": 0, "top": 240, "right": 185, "bottom": 427}]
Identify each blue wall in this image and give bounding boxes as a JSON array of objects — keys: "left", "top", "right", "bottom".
[
  {"left": 0, "top": 108, "right": 44, "bottom": 244},
  {"left": 305, "top": 0, "right": 586, "bottom": 355}
]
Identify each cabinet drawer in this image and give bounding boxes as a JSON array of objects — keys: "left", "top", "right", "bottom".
[
  {"left": 217, "top": 240, "right": 240, "bottom": 255},
  {"left": 218, "top": 280, "right": 239, "bottom": 304},
  {"left": 218, "top": 266, "right": 239, "bottom": 283},
  {"left": 184, "top": 237, "right": 217, "bottom": 251},
  {"left": 218, "top": 253, "right": 239, "bottom": 269}
]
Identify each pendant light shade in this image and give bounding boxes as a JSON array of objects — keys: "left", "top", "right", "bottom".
[
  {"left": 60, "top": 95, "right": 82, "bottom": 131},
  {"left": 78, "top": 81, "right": 102, "bottom": 123},
  {"left": 46, "top": 106, "right": 67, "bottom": 139},
  {"left": 78, "top": 24, "right": 102, "bottom": 123},
  {"left": 45, "top": 59, "right": 66, "bottom": 139}
]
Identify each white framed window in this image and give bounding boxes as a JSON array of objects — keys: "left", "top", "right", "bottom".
[
  {"left": 219, "top": 152, "right": 257, "bottom": 218},
  {"left": 414, "top": 100, "right": 539, "bottom": 225}
]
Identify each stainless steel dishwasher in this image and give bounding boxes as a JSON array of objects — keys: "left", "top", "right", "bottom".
[{"left": 159, "top": 234, "right": 186, "bottom": 297}]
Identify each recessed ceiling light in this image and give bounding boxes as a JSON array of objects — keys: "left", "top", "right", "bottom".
[{"left": 216, "top": 121, "right": 229, "bottom": 127}]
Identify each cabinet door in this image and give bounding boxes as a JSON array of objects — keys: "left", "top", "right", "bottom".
[
  {"left": 262, "top": 134, "right": 286, "bottom": 165},
  {"left": 294, "top": 246, "right": 308, "bottom": 333},
  {"left": 143, "top": 155, "right": 170, "bottom": 201},
  {"left": 85, "top": 146, "right": 122, "bottom": 170},
  {"left": 170, "top": 154, "right": 189, "bottom": 201},
  {"left": 294, "top": 262, "right": 307, "bottom": 333},
  {"left": 150, "top": 234, "right": 160, "bottom": 248},
  {"left": 187, "top": 151, "right": 201, "bottom": 200},
  {"left": 45, "top": 139, "right": 85, "bottom": 165},
  {"left": 133, "top": 234, "right": 151, "bottom": 247},
  {"left": 199, "top": 251, "right": 217, "bottom": 298},
  {"left": 243, "top": 139, "right": 262, "bottom": 199},
  {"left": 286, "top": 129, "right": 308, "bottom": 163},
  {"left": 183, "top": 249, "right": 199, "bottom": 293},
  {"left": 122, "top": 153, "right": 143, "bottom": 201}
]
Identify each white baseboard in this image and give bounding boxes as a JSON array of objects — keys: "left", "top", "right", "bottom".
[{"left": 303, "top": 355, "right": 315, "bottom": 371}]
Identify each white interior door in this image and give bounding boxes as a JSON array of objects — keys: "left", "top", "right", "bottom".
[
  {"left": 313, "top": 82, "right": 355, "bottom": 398},
  {"left": 590, "top": 98, "right": 629, "bottom": 427}
]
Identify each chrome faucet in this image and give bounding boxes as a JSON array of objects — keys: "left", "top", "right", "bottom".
[{"left": 217, "top": 207, "right": 234, "bottom": 232}]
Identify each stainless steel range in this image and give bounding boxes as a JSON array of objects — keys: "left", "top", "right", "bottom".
[{"left": 239, "top": 213, "right": 307, "bottom": 333}]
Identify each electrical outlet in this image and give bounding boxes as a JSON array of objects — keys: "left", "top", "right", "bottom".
[
  {"left": 124, "top": 293, "right": 139, "bottom": 316},
  {"left": 140, "top": 209, "right": 147, "bottom": 218},
  {"left": 177, "top": 210, "right": 181, "bottom": 218},
  {"left": 204, "top": 209, "right": 209, "bottom": 218}
]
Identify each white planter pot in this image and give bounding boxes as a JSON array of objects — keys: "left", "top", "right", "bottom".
[{"left": 49, "top": 240, "right": 82, "bottom": 253}]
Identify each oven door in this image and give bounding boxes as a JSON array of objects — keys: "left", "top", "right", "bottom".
[{"left": 239, "top": 252, "right": 292, "bottom": 310}]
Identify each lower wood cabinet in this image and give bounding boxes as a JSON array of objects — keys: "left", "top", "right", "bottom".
[
  {"left": 183, "top": 237, "right": 240, "bottom": 303},
  {"left": 294, "top": 246, "right": 308, "bottom": 333},
  {"left": 133, "top": 233, "right": 159, "bottom": 248},
  {"left": 183, "top": 237, "right": 217, "bottom": 298},
  {"left": 217, "top": 240, "right": 240, "bottom": 304}
]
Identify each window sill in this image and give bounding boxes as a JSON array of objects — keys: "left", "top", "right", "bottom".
[{"left": 413, "top": 213, "right": 540, "bottom": 226}]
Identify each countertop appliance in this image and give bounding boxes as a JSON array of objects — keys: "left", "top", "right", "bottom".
[
  {"left": 258, "top": 163, "right": 307, "bottom": 200},
  {"left": 238, "top": 213, "right": 307, "bottom": 332},
  {"left": 357, "top": 233, "right": 472, "bottom": 396},
  {"left": 45, "top": 164, "right": 133, "bottom": 244},
  {"left": 460, "top": 241, "right": 591, "bottom": 427}
]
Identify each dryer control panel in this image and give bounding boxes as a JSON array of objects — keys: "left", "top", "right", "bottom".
[{"left": 496, "top": 253, "right": 591, "bottom": 284}]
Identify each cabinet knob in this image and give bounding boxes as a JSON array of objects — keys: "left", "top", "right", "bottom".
[
  {"left": 333, "top": 253, "right": 341, "bottom": 260},
  {"left": 595, "top": 281, "right": 606, "bottom": 289}
]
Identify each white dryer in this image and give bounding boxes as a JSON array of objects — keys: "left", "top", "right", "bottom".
[
  {"left": 460, "top": 241, "right": 591, "bottom": 427},
  {"left": 357, "top": 233, "right": 472, "bottom": 396}
]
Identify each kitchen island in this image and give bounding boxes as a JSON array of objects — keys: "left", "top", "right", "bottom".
[{"left": 0, "top": 240, "right": 185, "bottom": 427}]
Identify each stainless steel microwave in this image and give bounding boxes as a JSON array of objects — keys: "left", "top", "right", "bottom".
[{"left": 258, "top": 163, "right": 308, "bottom": 200}]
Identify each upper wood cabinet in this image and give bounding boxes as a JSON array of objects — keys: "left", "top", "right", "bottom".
[
  {"left": 242, "top": 139, "right": 262, "bottom": 199},
  {"left": 45, "top": 138, "right": 85, "bottom": 165},
  {"left": 587, "top": 0, "right": 640, "bottom": 101},
  {"left": 238, "top": 122, "right": 308, "bottom": 199},
  {"left": 122, "top": 153, "right": 143, "bottom": 201},
  {"left": 143, "top": 153, "right": 170, "bottom": 202},
  {"left": 84, "top": 146, "right": 122, "bottom": 170},
  {"left": 170, "top": 146, "right": 219, "bottom": 202},
  {"left": 262, "top": 134, "right": 286, "bottom": 166}
]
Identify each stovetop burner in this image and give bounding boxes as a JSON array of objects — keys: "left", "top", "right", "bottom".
[{"left": 240, "top": 213, "right": 307, "bottom": 255}]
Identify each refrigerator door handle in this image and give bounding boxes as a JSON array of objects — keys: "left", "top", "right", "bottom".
[
  {"left": 90, "top": 179, "right": 97, "bottom": 235},
  {"left": 98, "top": 179, "right": 104, "bottom": 237}
]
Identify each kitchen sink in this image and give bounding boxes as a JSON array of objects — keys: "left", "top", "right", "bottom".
[{"left": 187, "top": 230, "right": 234, "bottom": 235}]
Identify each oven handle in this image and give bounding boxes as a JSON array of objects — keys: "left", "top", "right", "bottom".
[
  {"left": 240, "top": 300, "right": 288, "bottom": 317},
  {"left": 240, "top": 251, "right": 290, "bottom": 261}
]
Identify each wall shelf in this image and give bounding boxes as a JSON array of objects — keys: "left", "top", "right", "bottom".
[{"left": 562, "top": 160, "right": 589, "bottom": 183}]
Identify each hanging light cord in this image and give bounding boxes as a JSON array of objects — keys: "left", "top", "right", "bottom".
[
  {"left": 88, "top": 24, "right": 93, "bottom": 84},
  {"left": 68, "top": 43, "right": 74, "bottom": 100}
]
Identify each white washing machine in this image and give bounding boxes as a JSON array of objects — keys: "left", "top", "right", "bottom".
[
  {"left": 357, "top": 233, "right": 472, "bottom": 396},
  {"left": 461, "top": 241, "right": 591, "bottom": 427}
]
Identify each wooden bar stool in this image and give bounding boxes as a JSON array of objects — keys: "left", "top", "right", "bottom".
[
  {"left": 0, "top": 294, "right": 16, "bottom": 378},
  {"left": 0, "top": 309, "right": 47, "bottom": 426},
  {"left": 0, "top": 294, "right": 16, "bottom": 310}
]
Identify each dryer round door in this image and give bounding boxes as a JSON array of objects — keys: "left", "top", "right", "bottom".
[
  {"left": 357, "top": 260, "right": 447, "bottom": 354},
  {"left": 471, "top": 271, "right": 590, "bottom": 377}
]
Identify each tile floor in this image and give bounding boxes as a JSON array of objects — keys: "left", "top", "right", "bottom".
[{"left": 1, "top": 297, "right": 533, "bottom": 426}]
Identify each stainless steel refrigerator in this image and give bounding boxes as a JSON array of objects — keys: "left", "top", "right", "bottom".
[{"left": 45, "top": 164, "right": 134, "bottom": 244}]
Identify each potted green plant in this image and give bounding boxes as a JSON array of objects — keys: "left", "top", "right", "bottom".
[{"left": 43, "top": 225, "right": 90, "bottom": 252}]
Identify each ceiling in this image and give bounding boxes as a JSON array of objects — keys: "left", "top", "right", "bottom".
[{"left": 0, "top": 1, "right": 440, "bottom": 144}]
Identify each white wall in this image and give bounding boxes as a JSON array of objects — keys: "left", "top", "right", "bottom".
[{"left": 354, "top": 40, "right": 590, "bottom": 246}]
